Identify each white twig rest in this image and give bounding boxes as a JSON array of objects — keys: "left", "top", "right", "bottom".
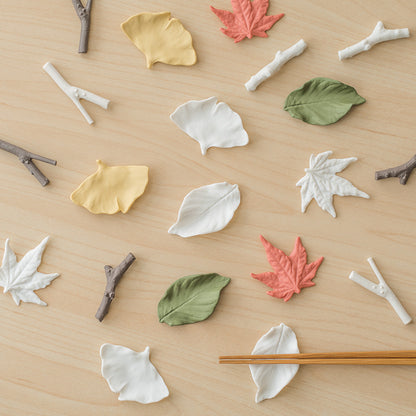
[
  {"left": 245, "top": 39, "right": 307, "bottom": 92},
  {"left": 349, "top": 257, "right": 412, "bottom": 325},
  {"left": 43, "top": 62, "right": 110, "bottom": 125},
  {"left": 338, "top": 21, "right": 410, "bottom": 60}
]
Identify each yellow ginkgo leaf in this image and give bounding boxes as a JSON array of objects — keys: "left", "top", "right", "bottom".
[
  {"left": 121, "top": 12, "right": 197, "bottom": 69},
  {"left": 70, "top": 160, "right": 149, "bottom": 214}
]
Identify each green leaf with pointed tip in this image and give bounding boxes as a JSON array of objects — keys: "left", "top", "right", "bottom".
[
  {"left": 158, "top": 273, "right": 230, "bottom": 326},
  {"left": 284, "top": 77, "right": 366, "bottom": 126}
]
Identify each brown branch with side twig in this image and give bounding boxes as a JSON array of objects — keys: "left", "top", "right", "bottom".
[
  {"left": 0, "top": 138, "right": 57, "bottom": 186},
  {"left": 71, "top": 0, "right": 93, "bottom": 53},
  {"left": 375, "top": 154, "right": 416, "bottom": 185},
  {"left": 95, "top": 253, "right": 136, "bottom": 322}
]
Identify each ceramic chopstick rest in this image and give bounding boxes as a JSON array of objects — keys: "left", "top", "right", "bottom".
[
  {"left": 349, "top": 258, "right": 412, "bottom": 325},
  {"left": 245, "top": 40, "right": 307, "bottom": 91},
  {"left": 158, "top": 273, "right": 231, "bottom": 325},
  {"left": 250, "top": 323, "right": 299, "bottom": 403},
  {"left": 43, "top": 62, "right": 109, "bottom": 124},
  {"left": 100, "top": 344, "right": 169, "bottom": 404},
  {"left": 252, "top": 236, "right": 323, "bottom": 301},
  {"left": 284, "top": 78, "right": 365, "bottom": 125},
  {"left": 338, "top": 21, "right": 409, "bottom": 60},
  {"left": 297, "top": 151, "right": 369, "bottom": 217},
  {"left": 71, "top": 0, "right": 93, "bottom": 53},
  {"left": 70, "top": 160, "right": 149, "bottom": 214},
  {"left": 375, "top": 154, "right": 416, "bottom": 185},
  {"left": 121, "top": 12, "right": 197, "bottom": 68},
  {"left": 170, "top": 97, "right": 249, "bottom": 155},
  {"left": 211, "top": 0, "right": 284, "bottom": 43},
  {"left": 0, "top": 237, "right": 59, "bottom": 306},
  {"left": 169, "top": 182, "right": 240, "bottom": 237}
]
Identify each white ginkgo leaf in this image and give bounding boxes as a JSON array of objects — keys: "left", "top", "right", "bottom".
[
  {"left": 296, "top": 150, "right": 369, "bottom": 218},
  {"left": 168, "top": 182, "right": 240, "bottom": 238},
  {"left": 0, "top": 236, "right": 59, "bottom": 306},
  {"left": 250, "top": 323, "right": 299, "bottom": 403},
  {"left": 100, "top": 344, "right": 169, "bottom": 404},
  {"left": 170, "top": 97, "right": 249, "bottom": 155}
]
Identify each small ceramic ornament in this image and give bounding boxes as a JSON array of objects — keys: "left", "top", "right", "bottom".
[
  {"left": 121, "top": 12, "right": 197, "bottom": 68},
  {"left": 211, "top": 0, "right": 284, "bottom": 43},
  {"left": 100, "top": 344, "right": 169, "bottom": 404},
  {"left": 338, "top": 21, "right": 410, "bottom": 60},
  {"left": 297, "top": 151, "right": 369, "bottom": 217},
  {"left": 170, "top": 97, "right": 249, "bottom": 155},
  {"left": 0, "top": 237, "right": 59, "bottom": 306},
  {"left": 250, "top": 323, "right": 299, "bottom": 403},
  {"left": 70, "top": 160, "right": 149, "bottom": 214},
  {"left": 169, "top": 182, "right": 240, "bottom": 237}
]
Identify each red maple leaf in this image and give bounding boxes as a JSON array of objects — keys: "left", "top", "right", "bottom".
[
  {"left": 210, "top": 0, "right": 284, "bottom": 43},
  {"left": 251, "top": 236, "right": 324, "bottom": 301}
]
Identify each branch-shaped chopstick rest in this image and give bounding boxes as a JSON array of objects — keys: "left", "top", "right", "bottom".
[
  {"left": 338, "top": 21, "right": 409, "bottom": 60},
  {"left": 375, "top": 154, "right": 416, "bottom": 185},
  {"left": 0, "top": 138, "right": 56, "bottom": 186},
  {"left": 43, "top": 62, "right": 109, "bottom": 124},
  {"left": 95, "top": 253, "right": 135, "bottom": 321},
  {"left": 245, "top": 39, "right": 307, "bottom": 91},
  {"left": 349, "top": 258, "right": 412, "bottom": 325},
  {"left": 71, "top": 0, "right": 92, "bottom": 53}
]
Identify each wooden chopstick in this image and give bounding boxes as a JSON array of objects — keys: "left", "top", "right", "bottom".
[{"left": 219, "top": 350, "right": 416, "bottom": 365}]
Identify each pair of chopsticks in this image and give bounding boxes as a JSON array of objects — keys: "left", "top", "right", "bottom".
[{"left": 219, "top": 350, "right": 416, "bottom": 365}]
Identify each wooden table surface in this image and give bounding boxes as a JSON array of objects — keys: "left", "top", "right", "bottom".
[{"left": 1, "top": 1, "right": 416, "bottom": 415}]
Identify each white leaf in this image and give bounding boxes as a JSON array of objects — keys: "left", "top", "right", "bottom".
[
  {"left": 296, "top": 150, "right": 369, "bottom": 218},
  {"left": 250, "top": 323, "right": 299, "bottom": 403},
  {"left": 100, "top": 344, "right": 169, "bottom": 404},
  {"left": 0, "top": 237, "right": 59, "bottom": 306},
  {"left": 170, "top": 97, "right": 249, "bottom": 155},
  {"left": 168, "top": 182, "right": 240, "bottom": 238}
]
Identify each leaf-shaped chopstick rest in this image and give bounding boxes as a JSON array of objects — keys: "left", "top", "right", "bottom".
[
  {"left": 252, "top": 236, "right": 323, "bottom": 301},
  {"left": 296, "top": 151, "right": 369, "bottom": 217},
  {"left": 284, "top": 77, "right": 365, "bottom": 125},
  {"left": 169, "top": 182, "right": 240, "bottom": 237},
  {"left": 158, "top": 273, "right": 230, "bottom": 325},
  {"left": 70, "top": 160, "right": 149, "bottom": 214},
  {"left": 100, "top": 344, "right": 169, "bottom": 404},
  {"left": 121, "top": 12, "right": 197, "bottom": 68},
  {"left": 170, "top": 97, "right": 249, "bottom": 155},
  {"left": 0, "top": 236, "right": 59, "bottom": 306},
  {"left": 249, "top": 324, "right": 299, "bottom": 402}
]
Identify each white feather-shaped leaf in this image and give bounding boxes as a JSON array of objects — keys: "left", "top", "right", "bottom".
[
  {"left": 169, "top": 182, "right": 240, "bottom": 238},
  {"left": 100, "top": 344, "right": 169, "bottom": 404},
  {"left": 296, "top": 150, "right": 369, "bottom": 218},
  {"left": 170, "top": 97, "right": 249, "bottom": 155},
  {"left": 0, "top": 237, "right": 59, "bottom": 306},
  {"left": 250, "top": 323, "right": 299, "bottom": 403}
]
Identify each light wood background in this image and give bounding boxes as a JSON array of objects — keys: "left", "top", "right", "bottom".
[{"left": 0, "top": 0, "right": 415, "bottom": 415}]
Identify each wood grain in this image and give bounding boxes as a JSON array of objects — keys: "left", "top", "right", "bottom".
[{"left": 0, "top": 1, "right": 416, "bottom": 415}]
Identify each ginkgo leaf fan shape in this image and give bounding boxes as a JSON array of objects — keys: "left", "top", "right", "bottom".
[
  {"left": 252, "top": 236, "right": 323, "bottom": 301},
  {"left": 211, "top": 0, "right": 284, "bottom": 43},
  {"left": 170, "top": 97, "right": 249, "bottom": 155},
  {"left": 250, "top": 323, "right": 299, "bottom": 402},
  {"left": 0, "top": 237, "right": 59, "bottom": 306},
  {"left": 100, "top": 344, "right": 169, "bottom": 404},
  {"left": 169, "top": 182, "right": 241, "bottom": 237},
  {"left": 121, "top": 12, "right": 197, "bottom": 68},
  {"left": 296, "top": 151, "right": 369, "bottom": 217},
  {"left": 70, "top": 160, "right": 149, "bottom": 214}
]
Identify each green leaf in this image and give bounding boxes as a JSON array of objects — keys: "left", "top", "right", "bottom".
[
  {"left": 284, "top": 77, "right": 366, "bottom": 126},
  {"left": 158, "top": 273, "right": 230, "bottom": 326}
]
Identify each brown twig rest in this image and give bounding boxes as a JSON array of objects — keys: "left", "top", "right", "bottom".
[
  {"left": 95, "top": 253, "right": 136, "bottom": 322},
  {"left": 375, "top": 154, "right": 416, "bottom": 185},
  {"left": 0, "top": 138, "right": 57, "bottom": 186},
  {"left": 71, "top": 0, "right": 93, "bottom": 53}
]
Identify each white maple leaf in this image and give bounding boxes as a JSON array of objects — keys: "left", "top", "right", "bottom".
[
  {"left": 0, "top": 237, "right": 59, "bottom": 306},
  {"left": 296, "top": 151, "right": 369, "bottom": 218}
]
